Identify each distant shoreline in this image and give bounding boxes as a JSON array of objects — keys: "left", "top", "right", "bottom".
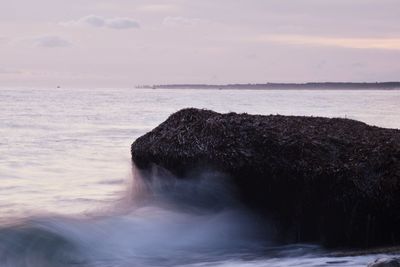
[{"left": 137, "top": 82, "right": 400, "bottom": 90}]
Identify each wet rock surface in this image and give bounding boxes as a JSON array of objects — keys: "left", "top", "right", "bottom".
[
  {"left": 368, "top": 258, "right": 400, "bottom": 267},
  {"left": 131, "top": 108, "right": 400, "bottom": 248}
]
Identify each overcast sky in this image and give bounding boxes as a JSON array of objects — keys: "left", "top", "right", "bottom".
[{"left": 1, "top": 0, "right": 399, "bottom": 87}]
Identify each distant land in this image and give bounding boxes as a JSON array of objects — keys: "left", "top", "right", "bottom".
[{"left": 136, "top": 82, "right": 400, "bottom": 90}]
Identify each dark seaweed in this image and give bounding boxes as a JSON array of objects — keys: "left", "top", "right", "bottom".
[{"left": 131, "top": 108, "right": 400, "bottom": 248}]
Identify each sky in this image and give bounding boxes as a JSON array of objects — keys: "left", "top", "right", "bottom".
[{"left": 0, "top": 0, "right": 399, "bottom": 87}]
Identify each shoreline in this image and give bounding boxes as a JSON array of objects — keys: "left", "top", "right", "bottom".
[{"left": 137, "top": 82, "right": 400, "bottom": 90}]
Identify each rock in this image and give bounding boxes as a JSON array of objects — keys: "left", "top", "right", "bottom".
[
  {"left": 131, "top": 108, "right": 400, "bottom": 247},
  {"left": 368, "top": 258, "right": 400, "bottom": 267}
]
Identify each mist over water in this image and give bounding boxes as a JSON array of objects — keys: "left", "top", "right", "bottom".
[
  {"left": 0, "top": 166, "right": 385, "bottom": 267},
  {"left": 0, "top": 88, "right": 399, "bottom": 266},
  {"left": 0, "top": 167, "right": 272, "bottom": 267},
  {"left": 0, "top": 166, "right": 371, "bottom": 267}
]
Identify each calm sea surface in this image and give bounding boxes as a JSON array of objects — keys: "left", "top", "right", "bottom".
[{"left": 0, "top": 88, "right": 399, "bottom": 267}]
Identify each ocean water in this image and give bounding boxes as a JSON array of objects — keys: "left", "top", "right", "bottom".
[{"left": 0, "top": 87, "right": 399, "bottom": 267}]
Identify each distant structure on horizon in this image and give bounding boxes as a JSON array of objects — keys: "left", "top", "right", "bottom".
[{"left": 136, "top": 82, "right": 400, "bottom": 90}]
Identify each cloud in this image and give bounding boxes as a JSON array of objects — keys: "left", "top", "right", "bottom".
[
  {"left": 33, "top": 35, "right": 72, "bottom": 48},
  {"left": 0, "top": 36, "right": 8, "bottom": 44},
  {"left": 61, "top": 15, "right": 140, "bottom": 30},
  {"left": 0, "top": 67, "right": 23, "bottom": 75},
  {"left": 255, "top": 34, "right": 400, "bottom": 51},
  {"left": 79, "top": 15, "right": 105, "bottom": 27},
  {"left": 162, "top": 16, "right": 205, "bottom": 27},
  {"left": 106, "top": 18, "right": 140, "bottom": 29}
]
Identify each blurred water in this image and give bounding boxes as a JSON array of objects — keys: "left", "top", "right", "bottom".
[{"left": 0, "top": 87, "right": 399, "bottom": 266}]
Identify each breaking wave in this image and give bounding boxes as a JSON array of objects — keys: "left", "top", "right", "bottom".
[{"left": 0, "top": 166, "right": 379, "bottom": 267}]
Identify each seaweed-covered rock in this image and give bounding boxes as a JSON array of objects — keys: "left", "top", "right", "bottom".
[{"left": 131, "top": 108, "right": 400, "bottom": 247}]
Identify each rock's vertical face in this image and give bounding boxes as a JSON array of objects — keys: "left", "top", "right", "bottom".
[{"left": 131, "top": 108, "right": 400, "bottom": 248}]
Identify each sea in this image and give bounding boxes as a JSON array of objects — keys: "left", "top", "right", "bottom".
[{"left": 0, "top": 87, "right": 399, "bottom": 267}]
